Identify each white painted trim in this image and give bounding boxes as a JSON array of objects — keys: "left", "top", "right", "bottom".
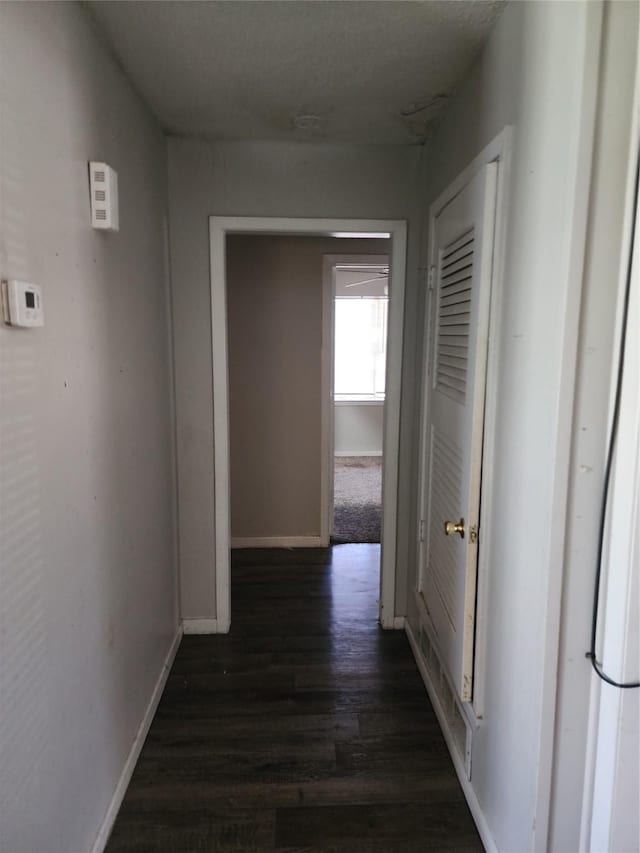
[
  {"left": 590, "top": 366, "right": 640, "bottom": 848},
  {"left": 416, "top": 127, "right": 513, "bottom": 719},
  {"left": 380, "top": 230, "right": 406, "bottom": 628},
  {"left": 334, "top": 450, "right": 383, "bottom": 458},
  {"left": 405, "top": 621, "right": 498, "bottom": 853},
  {"left": 321, "top": 254, "right": 336, "bottom": 546},
  {"left": 230, "top": 536, "right": 324, "bottom": 549},
  {"left": 162, "top": 215, "right": 182, "bottom": 626},
  {"left": 392, "top": 616, "right": 406, "bottom": 630},
  {"left": 182, "top": 618, "right": 219, "bottom": 634},
  {"left": 543, "top": 8, "right": 640, "bottom": 849},
  {"left": 210, "top": 218, "right": 407, "bottom": 631},
  {"left": 209, "top": 223, "right": 231, "bottom": 634},
  {"left": 90, "top": 627, "right": 182, "bottom": 853},
  {"left": 586, "top": 40, "right": 640, "bottom": 848},
  {"left": 470, "top": 131, "right": 513, "bottom": 722},
  {"left": 428, "top": 134, "right": 508, "bottom": 218},
  {"left": 534, "top": 7, "right": 606, "bottom": 849}
]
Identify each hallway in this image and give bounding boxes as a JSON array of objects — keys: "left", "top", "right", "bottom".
[{"left": 107, "top": 546, "right": 482, "bottom": 851}]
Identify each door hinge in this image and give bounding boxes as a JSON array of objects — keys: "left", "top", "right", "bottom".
[
  {"left": 469, "top": 525, "right": 479, "bottom": 544},
  {"left": 427, "top": 266, "right": 436, "bottom": 291},
  {"left": 419, "top": 519, "right": 426, "bottom": 542}
]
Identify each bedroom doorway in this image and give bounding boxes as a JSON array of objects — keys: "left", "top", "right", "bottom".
[
  {"left": 209, "top": 217, "right": 407, "bottom": 631},
  {"left": 326, "top": 257, "right": 389, "bottom": 545}
]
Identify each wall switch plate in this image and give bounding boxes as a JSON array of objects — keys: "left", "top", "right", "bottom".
[{"left": 2, "top": 279, "right": 44, "bottom": 327}]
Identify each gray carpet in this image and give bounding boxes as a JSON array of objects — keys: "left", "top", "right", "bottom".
[{"left": 332, "top": 456, "right": 382, "bottom": 544}]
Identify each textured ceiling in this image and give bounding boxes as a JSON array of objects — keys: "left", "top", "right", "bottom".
[{"left": 86, "top": 1, "right": 504, "bottom": 145}]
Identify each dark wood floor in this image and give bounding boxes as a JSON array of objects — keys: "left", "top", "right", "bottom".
[{"left": 107, "top": 545, "right": 483, "bottom": 852}]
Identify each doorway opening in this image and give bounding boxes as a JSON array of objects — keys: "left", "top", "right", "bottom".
[
  {"left": 325, "top": 256, "right": 389, "bottom": 545},
  {"left": 210, "top": 218, "right": 407, "bottom": 632}
]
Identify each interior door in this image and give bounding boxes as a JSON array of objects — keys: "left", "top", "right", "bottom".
[{"left": 419, "top": 163, "right": 497, "bottom": 703}]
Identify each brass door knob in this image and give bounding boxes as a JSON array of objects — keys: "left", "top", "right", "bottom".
[{"left": 444, "top": 518, "right": 465, "bottom": 538}]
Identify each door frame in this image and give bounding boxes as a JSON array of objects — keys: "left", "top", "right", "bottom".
[
  {"left": 322, "top": 253, "right": 390, "bottom": 541},
  {"left": 416, "top": 128, "right": 513, "bottom": 721},
  {"left": 209, "top": 217, "right": 407, "bottom": 632}
]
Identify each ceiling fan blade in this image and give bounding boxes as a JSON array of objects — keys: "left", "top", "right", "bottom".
[{"left": 344, "top": 276, "right": 388, "bottom": 288}]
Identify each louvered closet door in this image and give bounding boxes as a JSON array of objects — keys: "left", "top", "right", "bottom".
[{"left": 420, "top": 163, "right": 497, "bottom": 703}]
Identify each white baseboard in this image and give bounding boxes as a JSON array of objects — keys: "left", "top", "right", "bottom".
[
  {"left": 230, "top": 536, "right": 324, "bottom": 548},
  {"left": 182, "top": 618, "right": 218, "bottom": 634},
  {"left": 380, "top": 614, "right": 405, "bottom": 630},
  {"left": 405, "top": 621, "right": 497, "bottom": 853},
  {"left": 90, "top": 626, "right": 182, "bottom": 853},
  {"left": 334, "top": 450, "right": 383, "bottom": 457}
]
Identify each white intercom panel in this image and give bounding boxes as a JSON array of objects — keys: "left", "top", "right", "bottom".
[{"left": 2, "top": 279, "right": 44, "bottom": 327}]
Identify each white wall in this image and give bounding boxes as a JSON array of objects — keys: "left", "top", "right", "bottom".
[
  {"left": 548, "top": 3, "right": 639, "bottom": 850},
  {"left": 167, "top": 138, "right": 422, "bottom": 619},
  {"left": 591, "top": 103, "right": 640, "bottom": 850},
  {"left": 407, "top": 2, "right": 605, "bottom": 851},
  {"left": 334, "top": 403, "right": 383, "bottom": 456},
  {"left": 589, "top": 310, "right": 640, "bottom": 848},
  {"left": 0, "top": 4, "right": 177, "bottom": 851}
]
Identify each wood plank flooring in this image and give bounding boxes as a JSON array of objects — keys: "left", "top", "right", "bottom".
[{"left": 106, "top": 545, "right": 483, "bottom": 852}]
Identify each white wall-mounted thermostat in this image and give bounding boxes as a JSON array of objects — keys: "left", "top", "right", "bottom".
[
  {"left": 2, "top": 279, "right": 44, "bottom": 327},
  {"left": 89, "top": 161, "right": 119, "bottom": 231}
]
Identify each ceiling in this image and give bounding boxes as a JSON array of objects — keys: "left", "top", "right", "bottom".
[{"left": 87, "top": 1, "right": 504, "bottom": 146}]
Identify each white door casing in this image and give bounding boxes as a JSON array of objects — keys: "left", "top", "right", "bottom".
[
  {"left": 209, "top": 218, "right": 407, "bottom": 633},
  {"left": 419, "top": 163, "right": 498, "bottom": 703}
]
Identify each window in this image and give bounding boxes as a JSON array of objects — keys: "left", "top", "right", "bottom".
[{"left": 334, "top": 295, "right": 387, "bottom": 401}]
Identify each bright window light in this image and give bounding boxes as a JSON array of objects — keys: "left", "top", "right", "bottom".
[
  {"left": 329, "top": 231, "right": 391, "bottom": 239},
  {"left": 334, "top": 297, "right": 387, "bottom": 401}
]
